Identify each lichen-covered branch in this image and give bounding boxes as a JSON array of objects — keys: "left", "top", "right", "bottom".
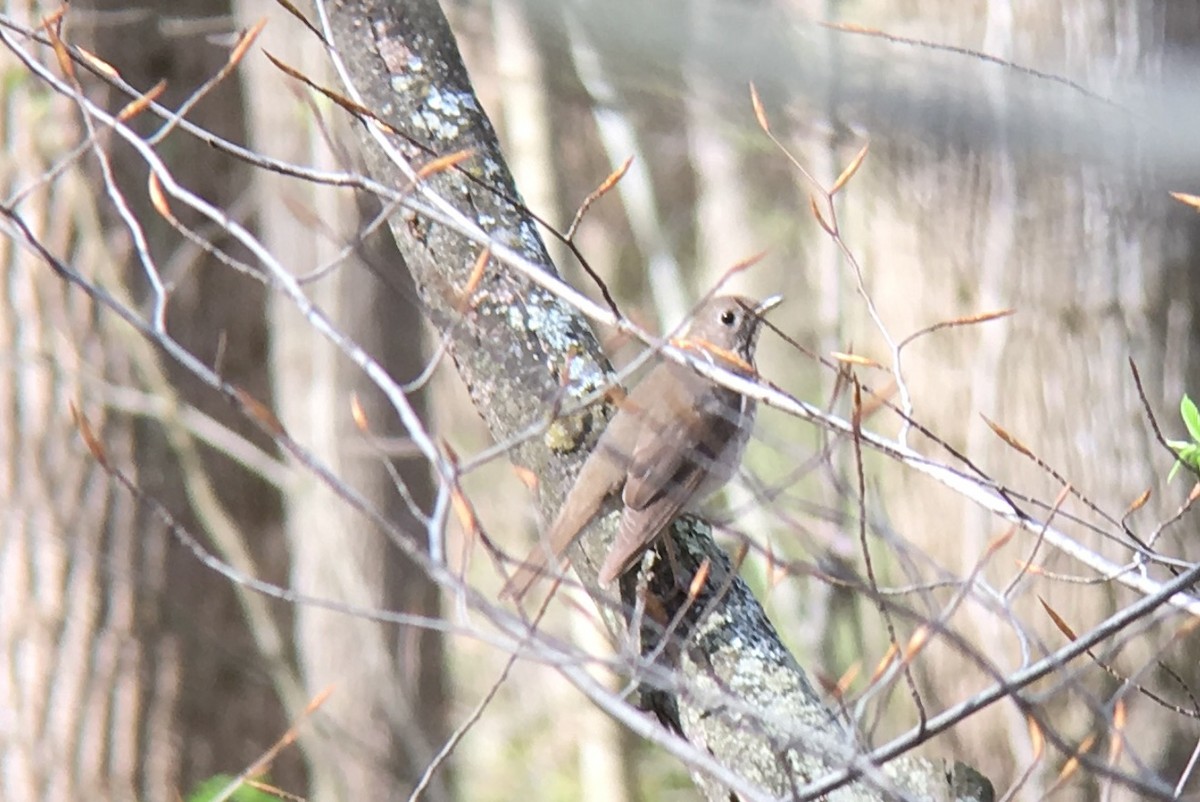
[{"left": 320, "top": 0, "right": 991, "bottom": 798}]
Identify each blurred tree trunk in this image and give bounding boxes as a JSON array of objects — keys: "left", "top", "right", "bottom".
[
  {"left": 236, "top": 2, "right": 448, "bottom": 799},
  {"left": 3, "top": 0, "right": 297, "bottom": 799},
  {"left": 812, "top": 1, "right": 1200, "bottom": 796},
  {"left": 0, "top": 37, "right": 177, "bottom": 799}
]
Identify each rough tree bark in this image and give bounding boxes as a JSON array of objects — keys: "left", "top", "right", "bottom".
[{"left": 320, "top": 0, "right": 992, "bottom": 798}]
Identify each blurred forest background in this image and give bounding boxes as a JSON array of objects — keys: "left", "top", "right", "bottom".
[{"left": 4, "top": 0, "right": 1200, "bottom": 800}]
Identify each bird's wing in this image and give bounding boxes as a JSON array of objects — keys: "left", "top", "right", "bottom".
[
  {"left": 599, "top": 371, "right": 741, "bottom": 584},
  {"left": 599, "top": 474, "right": 709, "bottom": 584},
  {"left": 499, "top": 403, "right": 633, "bottom": 601},
  {"left": 622, "top": 369, "right": 738, "bottom": 512}
]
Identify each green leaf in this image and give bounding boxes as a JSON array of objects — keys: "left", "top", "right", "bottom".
[
  {"left": 186, "top": 775, "right": 275, "bottom": 802},
  {"left": 1182, "top": 395, "right": 1200, "bottom": 443},
  {"left": 1170, "top": 441, "right": 1200, "bottom": 482}
]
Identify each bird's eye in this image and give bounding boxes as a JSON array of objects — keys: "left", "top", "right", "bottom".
[{"left": 720, "top": 309, "right": 737, "bottom": 326}]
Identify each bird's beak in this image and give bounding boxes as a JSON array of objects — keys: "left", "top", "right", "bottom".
[{"left": 754, "top": 295, "right": 783, "bottom": 316}]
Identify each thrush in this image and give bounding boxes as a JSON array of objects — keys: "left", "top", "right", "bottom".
[{"left": 501, "top": 294, "right": 780, "bottom": 601}]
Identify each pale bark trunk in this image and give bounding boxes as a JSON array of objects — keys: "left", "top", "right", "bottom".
[
  {"left": 0, "top": 69, "right": 179, "bottom": 798},
  {"left": 1, "top": 0, "right": 298, "bottom": 797},
  {"left": 817, "top": 1, "right": 1200, "bottom": 797}
]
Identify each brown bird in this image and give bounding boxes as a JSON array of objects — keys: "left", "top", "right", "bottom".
[{"left": 501, "top": 294, "right": 781, "bottom": 601}]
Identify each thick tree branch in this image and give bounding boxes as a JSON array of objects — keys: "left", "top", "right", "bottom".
[{"left": 319, "top": 0, "right": 991, "bottom": 798}]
